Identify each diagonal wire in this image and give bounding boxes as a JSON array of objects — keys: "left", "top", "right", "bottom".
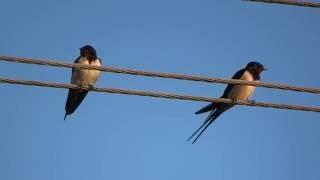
[
  {"left": 0, "top": 77, "right": 319, "bottom": 113},
  {"left": 1, "top": 55, "right": 320, "bottom": 94},
  {"left": 243, "top": 0, "right": 320, "bottom": 8}
]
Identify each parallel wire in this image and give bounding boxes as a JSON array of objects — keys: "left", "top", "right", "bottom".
[
  {"left": 1, "top": 55, "right": 320, "bottom": 94},
  {"left": 243, "top": 0, "right": 320, "bottom": 8},
  {"left": 1, "top": 77, "right": 319, "bottom": 113}
]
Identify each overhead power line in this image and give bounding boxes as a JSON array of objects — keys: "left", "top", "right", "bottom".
[
  {"left": 1, "top": 55, "right": 320, "bottom": 94},
  {"left": 0, "top": 77, "right": 319, "bottom": 113},
  {"left": 243, "top": 0, "right": 320, "bottom": 8}
]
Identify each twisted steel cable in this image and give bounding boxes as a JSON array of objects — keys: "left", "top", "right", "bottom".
[
  {"left": 243, "top": 0, "right": 320, "bottom": 8},
  {"left": 1, "top": 55, "right": 319, "bottom": 94},
  {"left": 1, "top": 77, "right": 319, "bottom": 113}
]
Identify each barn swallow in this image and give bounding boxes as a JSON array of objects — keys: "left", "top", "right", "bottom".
[
  {"left": 188, "top": 61, "right": 267, "bottom": 143},
  {"left": 64, "top": 45, "right": 102, "bottom": 120}
]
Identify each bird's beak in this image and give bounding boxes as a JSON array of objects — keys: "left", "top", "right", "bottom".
[{"left": 263, "top": 68, "right": 268, "bottom": 71}]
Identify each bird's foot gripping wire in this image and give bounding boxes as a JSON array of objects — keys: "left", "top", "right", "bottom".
[
  {"left": 76, "top": 84, "right": 95, "bottom": 91},
  {"left": 77, "top": 84, "right": 85, "bottom": 90},
  {"left": 88, "top": 84, "right": 95, "bottom": 91},
  {"left": 231, "top": 98, "right": 239, "bottom": 104},
  {"left": 248, "top": 100, "right": 256, "bottom": 103}
]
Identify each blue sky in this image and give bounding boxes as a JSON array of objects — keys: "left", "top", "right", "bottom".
[{"left": 1, "top": 0, "right": 320, "bottom": 180}]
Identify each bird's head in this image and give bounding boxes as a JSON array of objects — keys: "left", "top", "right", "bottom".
[
  {"left": 246, "top": 61, "right": 267, "bottom": 75},
  {"left": 80, "top": 45, "right": 97, "bottom": 61}
]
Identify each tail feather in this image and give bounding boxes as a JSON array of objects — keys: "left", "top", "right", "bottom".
[
  {"left": 195, "top": 103, "right": 217, "bottom": 114},
  {"left": 189, "top": 109, "right": 225, "bottom": 144},
  {"left": 188, "top": 110, "right": 215, "bottom": 141},
  {"left": 64, "top": 89, "right": 88, "bottom": 120},
  {"left": 192, "top": 117, "right": 216, "bottom": 144}
]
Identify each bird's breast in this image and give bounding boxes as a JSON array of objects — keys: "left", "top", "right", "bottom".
[
  {"left": 86, "top": 59, "right": 102, "bottom": 85},
  {"left": 71, "top": 58, "right": 101, "bottom": 85},
  {"left": 227, "top": 71, "right": 257, "bottom": 100}
]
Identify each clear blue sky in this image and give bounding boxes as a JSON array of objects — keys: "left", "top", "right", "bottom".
[{"left": 1, "top": 0, "right": 320, "bottom": 180}]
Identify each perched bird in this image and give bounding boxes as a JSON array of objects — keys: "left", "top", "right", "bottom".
[
  {"left": 64, "top": 45, "right": 102, "bottom": 120},
  {"left": 188, "top": 61, "right": 267, "bottom": 143}
]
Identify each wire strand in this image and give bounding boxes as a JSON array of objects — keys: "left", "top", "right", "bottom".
[
  {"left": 0, "top": 77, "right": 319, "bottom": 113},
  {"left": 1, "top": 55, "right": 320, "bottom": 94},
  {"left": 243, "top": 0, "right": 320, "bottom": 8}
]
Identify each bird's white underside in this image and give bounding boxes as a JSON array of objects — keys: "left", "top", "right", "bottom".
[
  {"left": 227, "top": 70, "right": 257, "bottom": 100},
  {"left": 71, "top": 57, "right": 101, "bottom": 86}
]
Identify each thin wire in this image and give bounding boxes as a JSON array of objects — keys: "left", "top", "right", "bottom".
[
  {"left": 1, "top": 77, "right": 319, "bottom": 113},
  {"left": 243, "top": 0, "right": 320, "bottom": 8},
  {"left": 1, "top": 55, "right": 320, "bottom": 94}
]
